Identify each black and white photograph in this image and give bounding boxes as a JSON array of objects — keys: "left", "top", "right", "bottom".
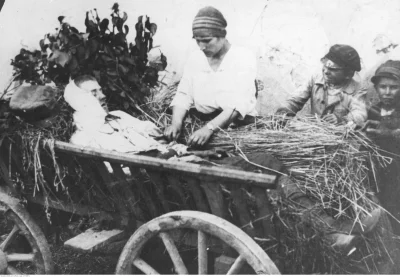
[{"left": 0, "top": 0, "right": 399, "bottom": 274}]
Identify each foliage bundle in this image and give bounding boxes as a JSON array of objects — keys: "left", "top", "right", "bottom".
[
  {"left": 1, "top": 3, "right": 168, "bottom": 222},
  {"left": 9, "top": 3, "right": 167, "bottom": 113}
]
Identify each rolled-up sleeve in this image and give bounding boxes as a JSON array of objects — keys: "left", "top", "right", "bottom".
[
  {"left": 216, "top": 53, "right": 258, "bottom": 119},
  {"left": 346, "top": 86, "right": 367, "bottom": 125},
  {"left": 170, "top": 65, "right": 194, "bottom": 111},
  {"left": 281, "top": 79, "right": 314, "bottom": 114}
]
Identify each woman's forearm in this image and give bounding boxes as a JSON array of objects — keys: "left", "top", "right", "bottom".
[
  {"left": 209, "top": 109, "right": 240, "bottom": 130},
  {"left": 171, "top": 106, "right": 188, "bottom": 127}
]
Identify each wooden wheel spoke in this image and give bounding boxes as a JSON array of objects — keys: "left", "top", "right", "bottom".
[
  {"left": 158, "top": 232, "right": 188, "bottom": 275},
  {"left": 0, "top": 225, "right": 19, "bottom": 251},
  {"left": 7, "top": 253, "right": 35, "bottom": 262},
  {"left": 227, "top": 255, "right": 246, "bottom": 275},
  {"left": 198, "top": 231, "right": 207, "bottom": 274},
  {"left": 116, "top": 211, "right": 280, "bottom": 275},
  {"left": 6, "top": 265, "right": 22, "bottom": 275},
  {"left": 133, "top": 258, "right": 160, "bottom": 275}
]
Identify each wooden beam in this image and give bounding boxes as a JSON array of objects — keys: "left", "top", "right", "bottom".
[
  {"left": 24, "top": 194, "right": 116, "bottom": 221},
  {"left": 53, "top": 141, "right": 277, "bottom": 189}
]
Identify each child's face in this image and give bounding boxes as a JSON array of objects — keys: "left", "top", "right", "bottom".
[
  {"left": 375, "top": 77, "right": 400, "bottom": 109},
  {"left": 322, "top": 59, "right": 349, "bottom": 86},
  {"left": 80, "top": 80, "right": 108, "bottom": 112}
]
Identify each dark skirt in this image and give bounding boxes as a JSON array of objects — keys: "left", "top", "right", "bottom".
[{"left": 188, "top": 108, "right": 256, "bottom": 127}]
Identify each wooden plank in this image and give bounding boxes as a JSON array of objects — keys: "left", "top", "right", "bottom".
[
  {"left": 91, "top": 161, "right": 132, "bottom": 227},
  {"left": 6, "top": 253, "right": 35, "bottom": 262},
  {"left": 129, "top": 166, "right": 159, "bottom": 219},
  {"left": 8, "top": 141, "right": 35, "bottom": 190},
  {"left": 77, "top": 158, "right": 117, "bottom": 212},
  {"left": 64, "top": 228, "right": 126, "bottom": 252},
  {"left": 146, "top": 170, "right": 170, "bottom": 213},
  {"left": 200, "top": 181, "right": 236, "bottom": 257},
  {"left": 110, "top": 163, "right": 145, "bottom": 221},
  {"left": 54, "top": 141, "right": 277, "bottom": 188},
  {"left": 24, "top": 194, "right": 115, "bottom": 221},
  {"left": 166, "top": 174, "right": 191, "bottom": 210},
  {"left": 186, "top": 178, "right": 210, "bottom": 213},
  {"left": 230, "top": 184, "right": 257, "bottom": 238},
  {"left": 253, "top": 187, "right": 276, "bottom": 238},
  {"left": 200, "top": 181, "right": 229, "bottom": 221},
  {"left": 61, "top": 155, "right": 93, "bottom": 205},
  {"left": 0, "top": 152, "right": 16, "bottom": 195},
  {"left": 198, "top": 230, "right": 208, "bottom": 274},
  {"left": 94, "top": 161, "right": 118, "bottom": 189}
]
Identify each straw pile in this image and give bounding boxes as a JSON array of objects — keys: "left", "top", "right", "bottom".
[
  {"left": 144, "top": 82, "right": 396, "bottom": 272},
  {"left": 202, "top": 115, "right": 396, "bottom": 274},
  {"left": 1, "top": 94, "right": 78, "bottom": 218},
  {"left": 207, "top": 115, "right": 389, "bottom": 221},
  {"left": 145, "top": 84, "right": 392, "bottom": 231}
]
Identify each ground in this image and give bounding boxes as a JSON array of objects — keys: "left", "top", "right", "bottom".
[
  {"left": 50, "top": 237, "right": 119, "bottom": 274},
  {"left": 1, "top": 209, "right": 217, "bottom": 274}
]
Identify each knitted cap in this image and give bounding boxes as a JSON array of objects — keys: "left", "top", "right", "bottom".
[
  {"left": 323, "top": 44, "right": 361, "bottom": 72},
  {"left": 192, "top": 6, "right": 227, "bottom": 38},
  {"left": 371, "top": 60, "right": 400, "bottom": 84}
]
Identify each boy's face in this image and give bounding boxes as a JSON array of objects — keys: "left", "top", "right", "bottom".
[
  {"left": 375, "top": 77, "right": 400, "bottom": 109},
  {"left": 79, "top": 80, "right": 108, "bottom": 111},
  {"left": 322, "top": 59, "right": 349, "bottom": 85}
]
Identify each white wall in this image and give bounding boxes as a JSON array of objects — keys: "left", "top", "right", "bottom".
[{"left": 1, "top": 0, "right": 400, "bottom": 114}]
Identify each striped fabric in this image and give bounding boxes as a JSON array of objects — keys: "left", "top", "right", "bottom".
[{"left": 192, "top": 6, "right": 227, "bottom": 38}]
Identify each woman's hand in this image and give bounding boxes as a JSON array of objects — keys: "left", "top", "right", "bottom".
[
  {"left": 322, "top": 113, "right": 338, "bottom": 124},
  {"left": 164, "top": 106, "right": 188, "bottom": 141},
  {"left": 164, "top": 123, "right": 182, "bottom": 142},
  {"left": 188, "top": 126, "right": 213, "bottom": 148}
]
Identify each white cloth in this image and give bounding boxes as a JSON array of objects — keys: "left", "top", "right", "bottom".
[
  {"left": 64, "top": 81, "right": 108, "bottom": 132},
  {"left": 170, "top": 45, "right": 258, "bottom": 119},
  {"left": 381, "top": 108, "right": 394, "bottom": 116},
  {"left": 64, "top": 81, "right": 167, "bottom": 153}
]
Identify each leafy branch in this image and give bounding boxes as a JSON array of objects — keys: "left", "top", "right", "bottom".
[{"left": 10, "top": 2, "right": 167, "bottom": 113}]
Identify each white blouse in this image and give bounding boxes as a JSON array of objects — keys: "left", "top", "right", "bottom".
[{"left": 170, "top": 45, "right": 258, "bottom": 119}]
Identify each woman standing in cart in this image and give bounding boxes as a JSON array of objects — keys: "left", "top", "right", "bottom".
[{"left": 164, "top": 6, "right": 258, "bottom": 147}]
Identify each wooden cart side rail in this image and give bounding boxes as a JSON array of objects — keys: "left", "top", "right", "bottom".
[
  {"left": 53, "top": 141, "right": 277, "bottom": 189},
  {"left": 0, "top": 140, "right": 278, "bottom": 246}
]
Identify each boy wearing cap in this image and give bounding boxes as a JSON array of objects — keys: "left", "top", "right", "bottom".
[
  {"left": 164, "top": 6, "right": 258, "bottom": 147},
  {"left": 277, "top": 44, "right": 367, "bottom": 126},
  {"left": 363, "top": 60, "right": 400, "bottom": 236}
]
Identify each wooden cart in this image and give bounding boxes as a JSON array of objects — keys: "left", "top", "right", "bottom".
[{"left": 0, "top": 139, "right": 281, "bottom": 274}]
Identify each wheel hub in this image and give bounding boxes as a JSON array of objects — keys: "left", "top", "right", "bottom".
[{"left": 0, "top": 249, "right": 7, "bottom": 274}]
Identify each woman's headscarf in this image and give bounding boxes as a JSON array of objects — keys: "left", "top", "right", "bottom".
[{"left": 192, "top": 6, "right": 227, "bottom": 38}]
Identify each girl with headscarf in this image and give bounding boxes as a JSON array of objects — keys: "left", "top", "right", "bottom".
[{"left": 164, "top": 6, "right": 258, "bottom": 147}]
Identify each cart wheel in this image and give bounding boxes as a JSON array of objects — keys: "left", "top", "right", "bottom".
[
  {"left": 116, "top": 211, "right": 280, "bottom": 275},
  {"left": 0, "top": 202, "right": 54, "bottom": 274}
]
